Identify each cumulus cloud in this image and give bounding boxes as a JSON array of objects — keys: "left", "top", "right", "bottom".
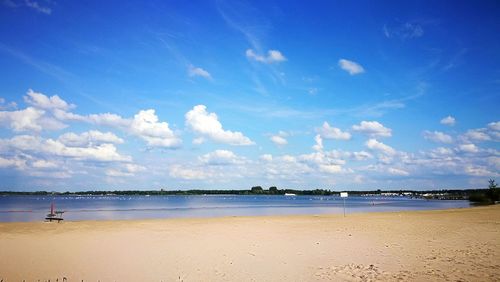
[
  {"left": 338, "top": 59, "right": 365, "bottom": 75},
  {"left": 270, "top": 135, "right": 287, "bottom": 146},
  {"left": 58, "top": 130, "right": 124, "bottom": 147},
  {"left": 0, "top": 135, "right": 131, "bottom": 163},
  {"left": 169, "top": 165, "right": 210, "bottom": 180},
  {"left": 185, "top": 105, "right": 254, "bottom": 146},
  {"left": 297, "top": 151, "right": 349, "bottom": 174},
  {"left": 106, "top": 163, "right": 146, "bottom": 177},
  {"left": 352, "top": 121, "right": 392, "bottom": 137},
  {"left": 487, "top": 121, "right": 500, "bottom": 141},
  {"left": 365, "top": 139, "right": 396, "bottom": 155},
  {"left": 461, "top": 129, "right": 491, "bottom": 142},
  {"left": 270, "top": 131, "right": 289, "bottom": 146},
  {"left": 85, "top": 110, "right": 182, "bottom": 148},
  {"left": 352, "top": 151, "right": 373, "bottom": 161},
  {"left": 429, "top": 147, "right": 454, "bottom": 157},
  {"left": 259, "top": 154, "right": 273, "bottom": 162},
  {"left": 246, "top": 49, "right": 286, "bottom": 64},
  {"left": 188, "top": 64, "right": 212, "bottom": 80},
  {"left": 0, "top": 156, "right": 27, "bottom": 170},
  {"left": 199, "top": 150, "right": 245, "bottom": 165},
  {"left": 0, "top": 107, "right": 66, "bottom": 132},
  {"left": 0, "top": 97, "right": 17, "bottom": 110},
  {"left": 2, "top": 90, "right": 182, "bottom": 148},
  {"left": 423, "top": 130, "right": 453, "bottom": 144},
  {"left": 24, "top": 89, "right": 73, "bottom": 111},
  {"left": 0, "top": 89, "right": 71, "bottom": 132},
  {"left": 458, "top": 143, "right": 479, "bottom": 154},
  {"left": 388, "top": 167, "right": 410, "bottom": 176},
  {"left": 440, "top": 116, "right": 456, "bottom": 126},
  {"left": 488, "top": 121, "right": 500, "bottom": 131},
  {"left": 31, "top": 159, "right": 58, "bottom": 169},
  {"left": 128, "top": 110, "right": 181, "bottom": 148},
  {"left": 317, "top": 122, "right": 351, "bottom": 140},
  {"left": 318, "top": 164, "right": 343, "bottom": 174},
  {"left": 312, "top": 134, "right": 323, "bottom": 151}
]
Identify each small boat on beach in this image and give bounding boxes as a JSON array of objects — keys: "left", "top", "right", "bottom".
[{"left": 45, "top": 203, "right": 64, "bottom": 222}]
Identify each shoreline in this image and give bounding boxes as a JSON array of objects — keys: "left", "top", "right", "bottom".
[{"left": 1, "top": 205, "right": 499, "bottom": 281}]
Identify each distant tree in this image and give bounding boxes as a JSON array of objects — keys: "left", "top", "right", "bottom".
[
  {"left": 251, "top": 186, "right": 264, "bottom": 194},
  {"left": 488, "top": 179, "right": 497, "bottom": 189},
  {"left": 486, "top": 179, "right": 499, "bottom": 203},
  {"left": 269, "top": 186, "right": 278, "bottom": 194}
]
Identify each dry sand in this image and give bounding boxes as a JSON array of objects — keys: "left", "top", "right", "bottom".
[{"left": 0, "top": 205, "right": 499, "bottom": 281}]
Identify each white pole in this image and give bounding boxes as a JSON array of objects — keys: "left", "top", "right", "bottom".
[{"left": 343, "top": 198, "right": 346, "bottom": 217}]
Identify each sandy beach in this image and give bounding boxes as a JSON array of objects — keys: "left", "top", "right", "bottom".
[{"left": 0, "top": 206, "right": 499, "bottom": 281}]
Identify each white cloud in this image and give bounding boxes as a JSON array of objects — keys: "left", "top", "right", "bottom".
[
  {"left": 352, "top": 151, "right": 373, "bottom": 161},
  {"left": 24, "top": 0, "right": 52, "bottom": 14},
  {"left": 188, "top": 64, "right": 212, "bottom": 80},
  {"left": 199, "top": 150, "right": 245, "bottom": 165},
  {"left": 461, "top": 129, "right": 491, "bottom": 142},
  {"left": 297, "top": 151, "right": 349, "bottom": 175},
  {"left": 488, "top": 121, "right": 500, "bottom": 131},
  {"left": 24, "top": 89, "right": 73, "bottom": 111},
  {"left": 169, "top": 165, "right": 210, "bottom": 180},
  {"left": 185, "top": 105, "right": 254, "bottom": 146},
  {"left": 0, "top": 135, "right": 131, "bottom": 163},
  {"left": 487, "top": 121, "right": 500, "bottom": 141},
  {"left": 106, "top": 163, "right": 146, "bottom": 177},
  {"left": 387, "top": 167, "right": 410, "bottom": 176},
  {"left": 259, "top": 154, "right": 273, "bottom": 162},
  {"left": 10, "top": 90, "right": 181, "bottom": 148},
  {"left": 246, "top": 49, "right": 286, "bottom": 64},
  {"left": 312, "top": 134, "right": 323, "bottom": 151},
  {"left": 365, "top": 139, "right": 396, "bottom": 155},
  {"left": 464, "top": 165, "right": 496, "bottom": 177},
  {"left": 31, "top": 159, "right": 58, "bottom": 169},
  {"left": 58, "top": 130, "right": 124, "bottom": 147},
  {"left": 0, "top": 107, "right": 66, "bottom": 132},
  {"left": 458, "top": 143, "right": 479, "bottom": 154},
  {"left": 423, "top": 130, "right": 453, "bottom": 144},
  {"left": 318, "top": 164, "right": 343, "bottom": 174},
  {"left": 0, "top": 98, "right": 17, "bottom": 110},
  {"left": 87, "top": 112, "right": 129, "bottom": 127},
  {"left": 352, "top": 121, "right": 392, "bottom": 137},
  {"left": 338, "top": 59, "right": 365, "bottom": 75},
  {"left": 0, "top": 156, "right": 26, "bottom": 169},
  {"left": 384, "top": 22, "right": 424, "bottom": 39},
  {"left": 317, "top": 122, "right": 351, "bottom": 140},
  {"left": 429, "top": 147, "right": 454, "bottom": 157},
  {"left": 86, "top": 110, "right": 181, "bottom": 148},
  {"left": 388, "top": 167, "right": 410, "bottom": 176},
  {"left": 440, "top": 116, "right": 456, "bottom": 126},
  {"left": 270, "top": 135, "right": 287, "bottom": 146},
  {"left": 129, "top": 109, "right": 181, "bottom": 148}
]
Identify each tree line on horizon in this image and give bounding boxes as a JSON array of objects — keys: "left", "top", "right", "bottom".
[{"left": 0, "top": 182, "right": 498, "bottom": 202}]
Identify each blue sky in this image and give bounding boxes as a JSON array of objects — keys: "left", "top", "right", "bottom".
[{"left": 0, "top": 0, "right": 499, "bottom": 191}]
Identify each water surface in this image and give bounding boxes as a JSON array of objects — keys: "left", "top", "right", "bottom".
[{"left": 0, "top": 195, "right": 470, "bottom": 222}]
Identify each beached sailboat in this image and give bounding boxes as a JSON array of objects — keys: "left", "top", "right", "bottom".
[{"left": 45, "top": 202, "right": 64, "bottom": 222}]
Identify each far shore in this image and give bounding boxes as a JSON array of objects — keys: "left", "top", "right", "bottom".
[{"left": 0, "top": 205, "right": 499, "bottom": 281}]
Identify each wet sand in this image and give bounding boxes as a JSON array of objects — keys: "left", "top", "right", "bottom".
[{"left": 0, "top": 205, "right": 499, "bottom": 281}]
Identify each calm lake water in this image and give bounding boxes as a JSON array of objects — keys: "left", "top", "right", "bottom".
[{"left": 0, "top": 195, "right": 470, "bottom": 222}]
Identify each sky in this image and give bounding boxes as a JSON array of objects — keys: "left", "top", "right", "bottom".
[{"left": 0, "top": 0, "right": 499, "bottom": 191}]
